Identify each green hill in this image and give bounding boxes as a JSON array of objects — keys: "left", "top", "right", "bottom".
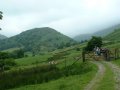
[
  {"left": 104, "top": 29, "right": 120, "bottom": 41},
  {"left": 0, "top": 27, "right": 76, "bottom": 53},
  {"left": 73, "top": 24, "right": 120, "bottom": 41}
]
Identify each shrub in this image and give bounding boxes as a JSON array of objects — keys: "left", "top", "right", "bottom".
[
  {"left": 0, "top": 59, "right": 16, "bottom": 71},
  {"left": 9, "top": 49, "right": 25, "bottom": 59},
  {"left": 76, "top": 48, "right": 80, "bottom": 51}
]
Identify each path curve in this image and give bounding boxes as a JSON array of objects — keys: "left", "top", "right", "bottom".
[
  {"left": 104, "top": 61, "right": 120, "bottom": 90},
  {"left": 84, "top": 61, "right": 106, "bottom": 90}
]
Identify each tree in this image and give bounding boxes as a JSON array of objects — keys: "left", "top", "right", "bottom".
[
  {"left": 85, "top": 36, "right": 102, "bottom": 51},
  {"left": 0, "top": 52, "right": 16, "bottom": 71},
  {"left": 0, "top": 11, "right": 3, "bottom": 30},
  {"left": 0, "top": 11, "right": 3, "bottom": 20},
  {"left": 10, "top": 49, "right": 25, "bottom": 59}
]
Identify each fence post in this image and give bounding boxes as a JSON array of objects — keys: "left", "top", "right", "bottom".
[
  {"left": 107, "top": 50, "right": 110, "bottom": 61},
  {"left": 116, "top": 48, "right": 119, "bottom": 59},
  {"left": 115, "top": 48, "right": 120, "bottom": 59},
  {"left": 82, "top": 51, "right": 85, "bottom": 62},
  {"left": 115, "top": 48, "right": 117, "bottom": 60}
]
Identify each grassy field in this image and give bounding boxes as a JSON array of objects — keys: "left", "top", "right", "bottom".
[
  {"left": 104, "top": 41, "right": 120, "bottom": 49},
  {"left": 10, "top": 62, "right": 98, "bottom": 90},
  {"left": 0, "top": 44, "right": 98, "bottom": 90},
  {"left": 12, "top": 46, "right": 82, "bottom": 70},
  {"left": 2, "top": 41, "right": 120, "bottom": 90},
  {"left": 15, "top": 54, "right": 52, "bottom": 66}
]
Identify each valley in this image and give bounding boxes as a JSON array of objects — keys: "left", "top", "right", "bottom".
[
  {"left": 1, "top": 1, "right": 120, "bottom": 90},
  {"left": 0, "top": 26, "right": 120, "bottom": 90}
]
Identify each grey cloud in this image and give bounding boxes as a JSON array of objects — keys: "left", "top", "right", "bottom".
[{"left": 0, "top": 0, "right": 120, "bottom": 37}]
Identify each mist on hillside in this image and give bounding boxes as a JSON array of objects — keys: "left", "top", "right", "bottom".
[{"left": 0, "top": 0, "right": 120, "bottom": 37}]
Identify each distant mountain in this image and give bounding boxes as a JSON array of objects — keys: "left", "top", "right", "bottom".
[
  {"left": 0, "top": 34, "right": 7, "bottom": 40},
  {"left": 73, "top": 24, "right": 120, "bottom": 42},
  {"left": 0, "top": 27, "right": 76, "bottom": 53},
  {"left": 73, "top": 34, "right": 91, "bottom": 42},
  {"left": 104, "top": 29, "right": 120, "bottom": 41}
]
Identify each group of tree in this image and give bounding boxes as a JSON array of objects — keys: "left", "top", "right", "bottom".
[
  {"left": 84, "top": 36, "right": 103, "bottom": 51},
  {"left": 0, "top": 49, "right": 25, "bottom": 71},
  {"left": 10, "top": 49, "right": 25, "bottom": 59},
  {"left": 0, "top": 52, "right": 16, "bottom": 71}
]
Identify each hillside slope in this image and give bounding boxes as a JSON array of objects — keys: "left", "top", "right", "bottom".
[
  {"left": 104, "top": 29, "right": 120, "bottom": 41},
  {"left": 0, "top": 27, "right": 76, "bottom": 52},
  {"left": 0, "top": 34, "right": 7, "bottom": 39},
  {"left": 73, "top": 34, "right": 91, "bottom": 42},
  {"left": 74, "top": 24, "right": 120, "bottom": 41}
]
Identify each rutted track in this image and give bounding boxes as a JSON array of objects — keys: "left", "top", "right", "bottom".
[{"left": 84, "top": 61, "right": 106, "bottom": 90}]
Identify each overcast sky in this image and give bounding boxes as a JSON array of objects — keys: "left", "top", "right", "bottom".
[{"left": 0, "top": 0, "right": 120, "bottom": 37}]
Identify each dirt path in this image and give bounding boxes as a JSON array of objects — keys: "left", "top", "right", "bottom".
[
  {"left": 104, "top": 61, "right": 120, "bottom": 90},
  {"left": 84, "top": 61, "right": 106, "bottom": 90}
]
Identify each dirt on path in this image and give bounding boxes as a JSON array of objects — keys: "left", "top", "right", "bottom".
[
  {"left": 84, "top": 61, "right": 106, "bottom": 90},
  {"left": 104, "top": 61, "right": 120, "bottom": 90}
]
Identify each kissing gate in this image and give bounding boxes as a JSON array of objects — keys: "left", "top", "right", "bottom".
[{"left": 82, "top": 48, "right": 120, "bottom": 62}]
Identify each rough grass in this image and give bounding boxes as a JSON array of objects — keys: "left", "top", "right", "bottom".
[
  {"left": 10, "top": 62, "right": 98, "bottom": 90},
  {"left": 104, "top": 42, "right": 120, "bottom": 49},
  {"left": 0, "top": 44, "right": 98, "bottom": 90},
  {"left": 112, "top": 59, "right": 120, "bottom": 67},
  {"left": 15, "top": 54, "right": 51, "bottom": 66},
  {"left": 0, "top": 61, "right": 97, "bottom": 90}
]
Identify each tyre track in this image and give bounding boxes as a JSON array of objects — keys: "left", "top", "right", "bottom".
[{"left": 84, "top": 61, "right": 106, "bottom": 90}]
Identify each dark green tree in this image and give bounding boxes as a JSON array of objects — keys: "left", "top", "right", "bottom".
[
  {"left": 0, "top": 11, "right": 3, "bottom": 20},
  {"left": 0, "top": 52, "right": 16, "bottom": 71},
  {"left": 85, "top": 36, "right": 102, "bottom": 51},
  {"left": 11, "top": 49, "right": 25, "bottom": 59},
  {"left": 0, "top": 11, "right": 3, "bottom": 30}
]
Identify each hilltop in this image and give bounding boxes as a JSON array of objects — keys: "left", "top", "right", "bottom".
[{"left": 0, "top": 27, "right": 76, "bottom": 53}]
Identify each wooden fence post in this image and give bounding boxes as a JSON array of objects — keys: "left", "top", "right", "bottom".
[
  {"left": 116, "top": 48, "right": 119, "bottom": 59},
  {"left": 115, "top": 48, "right": 117, "bottom": 60},
  {"left": 107, "top": 50, "right": 110, "bottom": 61},
  {"left": 114, "top": 48, "right": 120, "bottom": 60},
  {"left": 82, "top": 51, "right": 85, "bottom": 62}
]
